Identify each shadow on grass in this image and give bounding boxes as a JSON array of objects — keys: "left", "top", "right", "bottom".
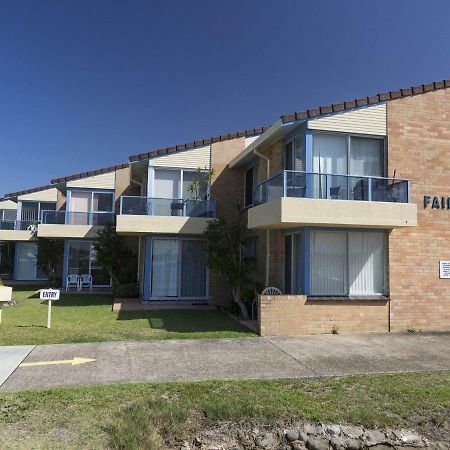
[
  {"left": 116, "top": 309, "right": 250, "bottom": 334},
  {"left": 53, "top": 294, "right": 113, "bottom": 307}
]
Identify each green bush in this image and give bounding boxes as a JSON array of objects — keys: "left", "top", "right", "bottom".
[{"left": 112, "top": 283, "right": 139, "bottom": 299}]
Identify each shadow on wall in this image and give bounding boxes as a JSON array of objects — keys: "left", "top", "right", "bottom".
[{"left": 116, "top": 309, "right": 249, "bottom": 334}]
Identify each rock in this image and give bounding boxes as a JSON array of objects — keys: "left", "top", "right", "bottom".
[
  {"left": 291, "top": 441, "right": 307, "bottom": 450},
  {"left": 306, "top": 436, "right": 330, "bottom": 450},
  {"left": 324, "top": 425, "right": 340, "bottom": 436},
  {"left": 365, "top": 429, "right": 386, "bottom": 445},
  {"left": 398, "top": 430, "right": 423, "bottom": 445},
  {"left": 285, "top": 429, "right": 300, "bottom": 442},
  {"left": 255, "top": 432, "right": 276, "bottom": 448},
  {"left": 345, "top": 438, "right": 364, "bottom": 450},
  {"left": 341, "top": 425, "right": 364, "bottom": 439},
  {"left": 304, "top": 424, "right": 324, "bottom": 435},
  {"left": 330, "top": 435, "right": 346, "bottom": 450},
  {"left": 180, "top": 441, "right": 190, "bottom": 450},
  {"left": 298, "top": 431, "right": 308, "bottom": 442},
  {"left": 368, "top": 445, "right": 394, "bottom": 450}
]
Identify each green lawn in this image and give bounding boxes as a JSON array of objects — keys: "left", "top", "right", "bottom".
[
  {"left": 0, "top": 372, "right": 449, "bottom": 449},
  {"left": 0, "top": 286, "right": 255, "bottom": 345}
]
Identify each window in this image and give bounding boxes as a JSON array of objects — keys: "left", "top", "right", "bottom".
[
  {"left": 149, "top": 237, "right": 207, "bottom": 299},
  {"left": 284, "top": 138, "right": 303, "bottom": 171},
  {"left": 67, "top": 240, "right": 111, "bottom": 287},
  {"left": 313, "top": 133, "right": 384, "bottom": 177},
  {"left": 68, "top": 190, "right": 114, "bottom": 225},
  {"left": 244, "top": 166, "right": 256, "bottom": 207},
  {"left": 310, "top": 230, "right": 386, "bottom": 295},
  {"left": 152, "top": 168, "right": 210, "bottom": 200},
  {"left": 284, "top": 234, "right": 302, "bottom": 294}
]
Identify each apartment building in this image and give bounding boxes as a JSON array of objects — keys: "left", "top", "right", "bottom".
[{"left": 1, "top": 78, "right": 450, "bottom": 335}]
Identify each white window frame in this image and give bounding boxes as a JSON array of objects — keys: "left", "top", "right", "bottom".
[
  {"left": 312, "top": 131, "right": 387, "bottom": 177},
  {"left": 66, "top": 189, "right": 115, "bottom": 224},
  {"left": 148, "top": 167, "right": 211, "bottom": 200}
]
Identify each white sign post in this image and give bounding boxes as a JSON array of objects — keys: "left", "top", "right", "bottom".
[
  {"left": 439, "top": 261, "right": 450, "bottom": 279},
  {"left": 40, "top": 289, "right": 60, "bottom": 329}
]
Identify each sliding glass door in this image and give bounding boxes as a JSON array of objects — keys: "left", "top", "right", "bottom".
[
  {"left": 68, "top": 190, "right": 114, "bottom": 225},
  {"left": 149, "top": 237, "right": 207, "bottom": 299},
  {"left": 66, "top": 240, "right": 111, "bottom": 287}
]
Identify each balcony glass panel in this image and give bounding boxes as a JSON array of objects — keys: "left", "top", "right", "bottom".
[
  {"left": 252, "top": 171, "right": 410, "bottom": 205},
  {"left": 120, "top": 197, "right": 216, "bottom": 218},
  {"left": 41, "top": 210, "right": 115, "bottom": 225}
]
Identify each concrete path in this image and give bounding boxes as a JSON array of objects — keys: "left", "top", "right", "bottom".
[
  {"left": 0, "top": 345, "right": 35, "bottom": 386},
  {"left": 1, "top": 333, "right": 449, "bottom": 392}
]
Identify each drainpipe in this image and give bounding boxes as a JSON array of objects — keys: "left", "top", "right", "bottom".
[{"left": 254, "top": 149, "right": 271, "bottom": 286}]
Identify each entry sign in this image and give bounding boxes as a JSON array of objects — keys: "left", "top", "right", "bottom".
[
  {"left": 40, "top": 289, "right": 60, "bottom": 301},
  {"left": 40, "top": 289, "right": 60, "bottom": 328},
  {"left": 439, "top": 261, "right": 450, "bottom": 279}
]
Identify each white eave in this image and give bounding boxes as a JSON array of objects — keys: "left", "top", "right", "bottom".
[{"left": 228, "top": 118, "right": 301, "bottom": 168}]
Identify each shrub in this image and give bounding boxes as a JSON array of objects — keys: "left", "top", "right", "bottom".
[{"left": 113, "top": 283, "right": 139, "bottom": 299}]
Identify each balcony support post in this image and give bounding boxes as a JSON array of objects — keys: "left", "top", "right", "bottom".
[
  {"left": 368, "top": 177, "right": 373, "bottom": 201},
  {"left": 283, "top": 171, "right": 287, "bottom": 198}
]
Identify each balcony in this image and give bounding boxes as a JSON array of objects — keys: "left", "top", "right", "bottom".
[
  {"left": 117, "top": 197, "right": 216, "bottom": 235},
  {"left": 0, "top": 220, "right": 36, "bottom": 241},
  {"left": 38, "top": 211, "right": 115, "bottom": 239},
  {"left": 249, "top": 171, "right": 417, "bottom": 229}
]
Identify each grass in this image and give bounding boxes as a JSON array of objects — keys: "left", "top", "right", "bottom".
[
  {"left": 0, "top": 372, "right": 448, "bottom": 449},
  {"left": 0, "top": 285, "right": 255, "bottom": 345}
]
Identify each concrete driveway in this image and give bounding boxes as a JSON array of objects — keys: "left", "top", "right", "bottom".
[{"left": 1, "top": 332, "right": 449, "bottom": 391}]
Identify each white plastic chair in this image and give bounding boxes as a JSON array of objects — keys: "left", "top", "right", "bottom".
[
  {"left": 261, "top": 286, "right": 282, "bottom": 295},
  {"left": 79, "top": 274, "right": 93, "bottom": 291},
  {"left": 66, "top": 274, "right": 80, "bottom": 292}
]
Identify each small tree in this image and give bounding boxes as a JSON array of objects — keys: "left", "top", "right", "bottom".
[
  {"left": 93, "top": 223, "right": 137, "bottom": 290},
  {"left": 36, "top": 238, "right": 64, "bottom": 286},
  {"left": 188, "top": 167, "right": 213, "bottom": 200},
  {"left": 203, "top": 205, "right": 254, "bottom": 319}
]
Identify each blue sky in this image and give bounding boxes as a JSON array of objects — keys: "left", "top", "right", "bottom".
[{"left": 1, "top": 0, "right": 449, "bottom": 195}]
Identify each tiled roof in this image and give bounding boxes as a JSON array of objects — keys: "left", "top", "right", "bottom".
[
  {"left": 128, "top": 126, "right": 270, "bottom": 162},
  {"left": 50, "top": 163, "right": 129, "bottom": 184},
  {"left": 280, "top": 79, "right": 450, "bottom": 123}
]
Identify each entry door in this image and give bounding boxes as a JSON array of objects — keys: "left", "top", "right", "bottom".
[{"left": 16, "top": 243, "right": 43, "bottom": 280}]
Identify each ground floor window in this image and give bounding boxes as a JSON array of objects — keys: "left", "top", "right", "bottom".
[
  {"left": 147, "top": 237, "right": 207, "bottom": 299},
  {"left": 15, "top": 242, "right": 46, "bottom": 281},
  {"left": 310, "top": 230, "right": 386, "bottom": 295},
  {"left": 0, "top": 242, "right": 15, "bottom": 278},
  {"left": 284, "top": 229, "right": 387, "bottom": 296},
  {"left": 66, "top": 240, "right": 110, "bottom": 287}
]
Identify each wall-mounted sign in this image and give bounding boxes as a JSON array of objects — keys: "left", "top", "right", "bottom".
[
  {"left": 424, "top": 195, "right": 450, "bottom": 209},
  {"left": 439, "top": 261, "right": 450, "bottom": 279}
]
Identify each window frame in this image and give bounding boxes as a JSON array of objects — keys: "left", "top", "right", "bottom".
[
  {"left": 149, "top": 167, "right": 211, "bottom": 200},
  {"left": 312, "top": 131, "right": 387, "bottom": 178},
  {"left": 309, "top": 229, "right": 387, "bottom": 296}
]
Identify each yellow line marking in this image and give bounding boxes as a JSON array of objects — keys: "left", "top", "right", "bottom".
[{"left": 20, "top": 357, "right": 96, "bottom": 367}]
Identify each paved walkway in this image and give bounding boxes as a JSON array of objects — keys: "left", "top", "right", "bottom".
[{"left": 1, "top": 332, "right": 449, "bottom": 391}]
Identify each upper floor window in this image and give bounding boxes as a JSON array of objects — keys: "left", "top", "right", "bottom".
[
  {"left": 152, "top": 168, "right": 209, "bottom": 200},
  {"left": 67, "top": 190, "right": 114, "bottom": 225},
  {"left": 0, "top": 209, "right": 16, "bottom": 221},
  {"left": 244, "top": 165, "right": 258, "bottom": 207},
  {"left": 313, "top": 133, "right": 384, "bottom": 178},
  {"left": 20, "top": 201, "right": 56, "bottom": 223},
  {"left": 284, "top": 138, "right": 303, "bottom": 171}
]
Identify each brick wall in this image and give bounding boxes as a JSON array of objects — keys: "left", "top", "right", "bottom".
[
  {"left": 209, "top": 137, "right": 246, "bottom": 305},
  {"left": 388, "top": 88, "right": 450, "bottom": 331},
  {"left": 258, "top": 295, "right": 389, "bottom": 336}
]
